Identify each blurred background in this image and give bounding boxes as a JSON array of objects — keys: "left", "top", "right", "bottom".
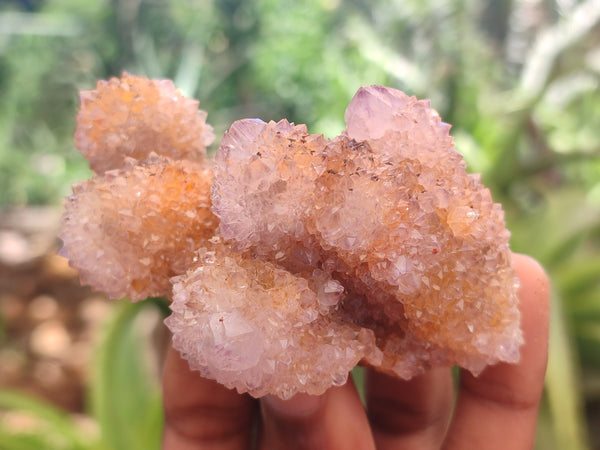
[{"left": 0, "top": 0, "right": 598, "bottom": 448}]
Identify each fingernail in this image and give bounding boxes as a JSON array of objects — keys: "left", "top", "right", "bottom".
[{"left": 263, "top": 393, "right": 324, "bottom": 419}]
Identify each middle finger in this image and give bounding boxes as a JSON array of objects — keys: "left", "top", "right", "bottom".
[{"left": 366, "top": 367, "right": 454, "bottom": 449}]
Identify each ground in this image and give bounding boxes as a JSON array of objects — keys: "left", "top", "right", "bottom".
[{"left": 0, "top": 207, "right": 112, "bottom": 414}]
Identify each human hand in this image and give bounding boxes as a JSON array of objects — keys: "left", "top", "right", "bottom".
[{"left": 162, "top": 253, "right": 550, "bottom": 450}]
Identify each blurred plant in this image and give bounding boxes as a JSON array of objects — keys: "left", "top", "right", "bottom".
[
  {"left": 0, "top": 0, "right": 598, "bottom": 448},
  {"left": 0, "top": 389, "right": 93, "bottom": 450},
  {"left": 0, "top": 298, "right": 167, "bottom": 450}
]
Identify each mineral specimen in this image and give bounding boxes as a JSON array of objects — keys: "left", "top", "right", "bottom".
[
  {"left": 60, "top": 155, "right": 216, "bottom": 301},
  {"left": 167, "top": 241, "right": 378, "bottom": 399},
  {"left": 74, "top": 73, "right": 214, "bottom": 173},
  {"left": 60, "top": 74, "right": 522, "bottom": 399}
]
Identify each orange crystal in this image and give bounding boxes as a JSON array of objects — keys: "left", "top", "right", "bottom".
[
  {"left": 75, "top": 73, "right": 214, "bottom": 173},
  {"left": 60, "top": 155, "right": 216, "bottom": 301}
]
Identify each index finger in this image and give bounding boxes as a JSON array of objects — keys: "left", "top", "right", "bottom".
[
  {"left": 443, "top": 253, "right": 551, "bottom": 450},
  {"left": 162, "top": 345, "right": 257, "bottom": 450}
]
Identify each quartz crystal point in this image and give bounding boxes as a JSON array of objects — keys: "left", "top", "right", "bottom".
[
  {"left": 75, "top": 73, "right": 214, "bottom": 173},
  {"left": 60, "top": 75, "right": 523, "bottom": 399}
]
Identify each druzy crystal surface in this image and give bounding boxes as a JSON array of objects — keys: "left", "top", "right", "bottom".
[
  {"left": 60, "top": 156, "right": 216, "bottom": 301},
  {"left": 75, "top": 73, "right": 214, "bottom": 174},
  {"left": 61, "top": 75, "right": 522, "bottom": 399},
  {"left": 60, "top": 74, "right": 217, "bottom": 301}
]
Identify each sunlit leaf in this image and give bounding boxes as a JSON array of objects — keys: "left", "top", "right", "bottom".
[
  {"left": 545, "top": 290, "right": 591, "bottom": 450},
  {"left": 90, "top": 299, "right": 167, "bottom": 450},
  {"left": 574, "top": 321, "right": 600, "bottom": 370}
]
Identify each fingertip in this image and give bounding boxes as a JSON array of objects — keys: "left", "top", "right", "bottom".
[
  {"left": 259, "top": 380, "right": 376, "bottom": 450},
  {"left": 512, "top": 253, "right": 550, "bottom": 297},
  {"left": 263, "top": 392, "right": 324, "bottom": 419},
  {"left": 512, "top": 252, "right": 551, "bottom": 354},
  {"left": 366, "top": 367, "right": 454, "bottom": 449},
  {"left": 512, "top": 252, "right": 544, "bottom": 270},
  {"left": 162, "top": 346, "right": 256, "bottom": 449}
]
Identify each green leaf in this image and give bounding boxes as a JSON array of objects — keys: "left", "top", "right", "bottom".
[
  {"left": 0, "top": 429, "right": 50, "bottom": 450},
  {"left": 89, "top": 299, "right": 167, "bottom": 450},
  {"left": 351, "top": 366, "right": 366, "bottom": 404},
  {"left": 556, "top": 257, "right": 600, "bottom": 300},
  {"left": 535, "top": 396, "right": 556, "bottom": 450},
  {"left": 545, "top": 290, "right": 591, "bottom": 450},
  {"left": 574, "top": 321, "right": 600, "bottom": 370},
  {"left": 0, "top": 390, "right": 92, "bottom": 450},
  {"left": 567, "top": 290, "right": 600, "bottom": 324},
  {"left": 508, "top": 189, "right": 600, "bottom": 268}
]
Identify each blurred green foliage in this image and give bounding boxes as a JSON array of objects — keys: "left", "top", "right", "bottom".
[
  {"left": 0, "top": 298, "right": 167, "bottom": 450},
  {"left": 0, "top": 0, "right": 599, "bottom": 448}
]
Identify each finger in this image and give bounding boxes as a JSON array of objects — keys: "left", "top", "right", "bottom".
[
  {"left": 365, "top": 366, "right": 454, "bottom": 449},
  {"left": 259, "top": 377, "right": 376, "bottom": 450},
  {"left": 443, "top": 253, "right": 550, "bottom": 450},
  {"left": 162, "top": 345, "right": 257, "bottom": 450}
]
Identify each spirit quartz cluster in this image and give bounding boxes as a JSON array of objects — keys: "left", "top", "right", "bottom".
[{"left": 60, "top": 74, "right": 523, "bottom": 399}]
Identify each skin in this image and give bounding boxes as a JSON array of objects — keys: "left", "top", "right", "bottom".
[{"left": 162, "top": 253, "right": 550, "bottom": 450}]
